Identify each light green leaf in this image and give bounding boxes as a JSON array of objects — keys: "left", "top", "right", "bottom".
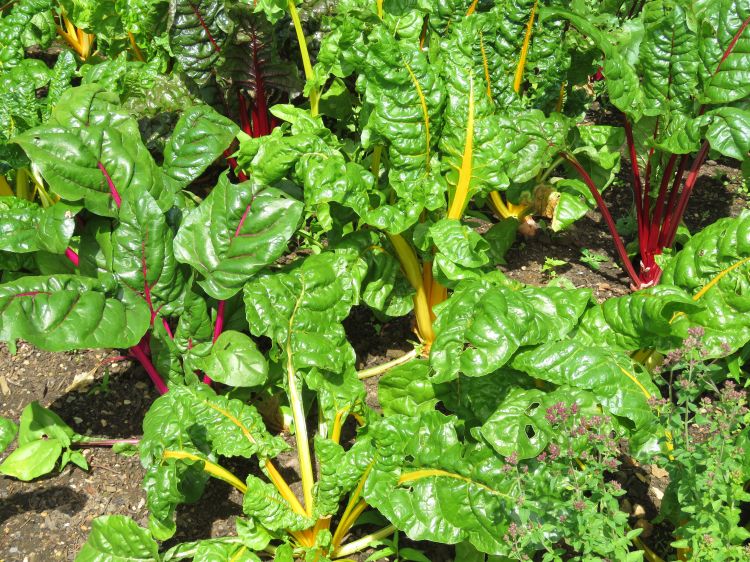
[
  {"left": 76, "top": 515, "right": 159, "bottom": 562},
  {"left": 0, "top": 438, "right": 62, "bottom": 481},
  {"left": 195, "top": 331, "right": 268, "bottom": 388}
]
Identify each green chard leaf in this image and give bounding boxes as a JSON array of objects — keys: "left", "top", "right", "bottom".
[
  {"left": 0, "top": 275, "right": 150, "bottom": 351},
  {"left": 174, "top": 174, "right": 303, "bottom": 300},
  {"left": 76, "top": 515, "right": 160, "bottom": 562},
  {"left": 660, "top": 211, "right": 750, "bottom": 356}
]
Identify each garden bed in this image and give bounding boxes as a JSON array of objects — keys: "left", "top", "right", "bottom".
[{"left": 2, "top": 166, "right": 747, "bottom": 561}]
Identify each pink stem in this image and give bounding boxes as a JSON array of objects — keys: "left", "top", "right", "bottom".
[
  {"left": 97, "top": 162, "right": 121, "bottom": 208},
  {"left": 129, "top": 341, "right": 168, "bottom": 394},
  {"left": 203, "top": 300, "right": 226, "bottom": 385},
  {"left": 77, "top": 438, "right": 140, "bottom": 448},
  {"left": 65, "top": 247, "right": 80, "bottom": 267}
]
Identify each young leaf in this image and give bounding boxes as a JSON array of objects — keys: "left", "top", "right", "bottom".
[
  {"left": 0, "top": 438, "right": 63, "bottom": 481},
  {"left": 0, "top": 416, "right": 17, "bottom": 453},
  {"left": 194, "top": 331, "right": 268, "bottom": 387}
]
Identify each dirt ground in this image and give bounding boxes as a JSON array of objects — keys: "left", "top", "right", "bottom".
[{"left": 0, "top": 160, "right": 747, "bottom": 562}]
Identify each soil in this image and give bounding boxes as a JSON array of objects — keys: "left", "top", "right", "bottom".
[{"left": 0, "top": 162, "right": 747, "bottom": 561}]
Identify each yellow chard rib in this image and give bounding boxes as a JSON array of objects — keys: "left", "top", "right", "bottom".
[
  {"left": 403, "top": 58, "right": 431, "bottom": 172},
  {"left": 513, "top": 0, "right": 538, "bottom": 94},
  {"left": 447, "top": 74, "right": 475, "bottom": 220}
]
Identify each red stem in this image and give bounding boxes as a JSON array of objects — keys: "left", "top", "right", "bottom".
[
  {"left": 657, "top": 154, "right": 690, "bottom": 248},
  {"left": 664, "top": 141, "right": 710, "bottom": 248},
  {"left": 561, "top": 153, "right": 641, "bottom": 288},
  {"left": 649, "top": 153, "right": 678, "bottom": 250},
  {"left": 249, "top": 27, "right": 270, "bottom": 138},
  {"left": 65, "top": 247, "right": 80, "bottom": 267},
  {"left": 130, "top": 341, "right": 168, "bottom": 394},
  {"left": 203, "top": 300, "right": 227, "bottom": 385},
  {"left": 77, "top": 438, "right": 140, "bottom": 448},
  {"left": 623, "top": 119, "right": 646, "bottom": 255},
  {"left": 189, "top": 2, "right": 221, "bottom": 54},
  {"left": 238, "top": 93, "right": 253, "bottom": 136}
]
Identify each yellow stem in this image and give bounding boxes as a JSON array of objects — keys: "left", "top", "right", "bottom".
[
  {"left": 128, "top": 32, "right": 145, "bottom": 62},
  {"left": 387, "top": 233, "right": 435, "bottom": 344},
  {"left": 332, "top": 464, "right": 373, "bottom": 548},
  {"left": 163, "top": 450, "right": 247, "bottom": 493},
  {"left": 332, "top": 526, "right": 397, "bottom": 558},
  {"left": 0, "top": 176, "right": 13, "bottom": 196},
  {"left": 15, "top": 168, "right": 29, "bottom": 200},
  {"left": 513, "top": 0, "right": 538, "bottom": 94},
  {"left": 289, "top": 0, "right": 319, "bottom": 117},
  {"left": 371, "top": 145, "right": 382, "bottom": 178},
  {"left": 264, "top": 459, "right": 307, "bottom": 517},
  {"left": 466, "top": 0, "right": 479, "bottom": 16},
  {"left": 357, "top": 349, "right": 418, "bottom": 380},
  {"left": 446, "top": 74, "right": 474, "bottom": 220},
  {"left": 376, "top": 0, "right": 383, "bottom": 19}
]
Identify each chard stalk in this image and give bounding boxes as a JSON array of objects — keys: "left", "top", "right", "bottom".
[
  {"left": 332, "top": 525, "right": 396, "bottom": 558},
  {"left": 446, "top": 74, "right": 474, "bottom": 220},
  {"left": 128, "top": 32, "right": 145, "bottom": 62},
  {"left": 0, "top": 176, "right": 12, "bottom": 196},
  {"left": 163, "top": 450, "right": 247, "bottom": 493},
  {"left": 387, "top": 233, "right": 435, "bottom": 344},
  {"left": 513, "top": 0, "right": 538, "bottom": 94},
  {"left": 289, "top": 0, "right": 320, "bottom": 117},
  {"left": 285, "top": 299, "right": 315, "bottom": 516},
  {"left": 357, "top": 349, "right": 418, "bottom": 380},
  {"left": 561, "top": 152, "right": 641, "bottom": 288},
  {"left": 15, "top": 168, "right": 29, "bottom": 200}
]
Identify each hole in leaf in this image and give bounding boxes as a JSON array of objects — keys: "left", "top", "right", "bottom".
[
  {"left": 524, "top": 424, "right": 535, "bottom": 439},
  {"left": 526, "top": 402, "right": 540, "bottom": 416}
]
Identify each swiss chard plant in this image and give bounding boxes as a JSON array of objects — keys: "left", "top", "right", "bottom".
[
  {"left": 544, "top": 0, "right": 750, "bottom": 288},
  {"left": 236, "top": 0, "right": 625, "bottom": 350}
]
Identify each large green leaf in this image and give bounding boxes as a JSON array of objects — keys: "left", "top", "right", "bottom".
[
  {"left": 161, "top": 105, "right": 239, "bottom": 192},
  {"left": 244, "top": 252, "right": 357, "bottom": 374},
  {"left": 169, "top": 0, "right": 232, "bottom": 85},
  {"left": 576, "top": 285, "right": 703, "bottom": 352},
  {"left": 364, "top": 411, "right": 515, "bottom": 555},
  {"left": 14, "top": 86, "right": 169, "bottom": 217},
  {"left": 0, "top": 275, "right": 150, "bottom": 351},
  {"left": 479, "top": 386, "right": 599, "bottom": 459},
  {"left": 429, "top": 279, "right": 590, "bottom": 382},
  {"left": 697, "top": 0, "right": 750, "bottom": 105},
  {"left": 511, "top": 340, "right": 659, "bottom": 427},
  {"left": 76, "top": 515, "right": 160, "bottom": 562},
  {"left": 243, "top": 476, "right": 314, "bottom": 532},
  {"left": 174, "top": 174, "right": 303, "bottom": 300},
  {"left": 660, "top": 211, "right": 750, "bottom": 355},
  {"left": 112, "top": 187, "right": 187, "bottom": 315}
]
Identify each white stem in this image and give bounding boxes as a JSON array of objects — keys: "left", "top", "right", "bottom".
[
  {"left": 357, "top": 349, "right": 418, "bottom": 380},
  {"left": 332, "top": 525, "right": 396, "bottom": 558}
]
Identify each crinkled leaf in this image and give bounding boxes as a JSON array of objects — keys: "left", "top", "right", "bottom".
[
  {"left": 378, "top": 360, "right": 438, "bottom": 417},
  {"left": 364, "top": 411, "right": 515, "bottom": 555},
  {"left": 512, "top": 340, "right": 659, "bottom": 427},
  {"left": 76, "top": 515, "right": 159, "bottom": 562},
  {"left": 660, "top": 211, "right": 750, "bottom": 356},
  {"left": 0, "top": 197, "right": 77, "bottom": 254},
  {"left": 244, "top": 252, "right": 357, "bottom": 374},
  {"left": 243, "top": 475, "right": 314, "bottom": 532},
  {"left": 576, "top": 285, "right": 704, "bottom": 352}
]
